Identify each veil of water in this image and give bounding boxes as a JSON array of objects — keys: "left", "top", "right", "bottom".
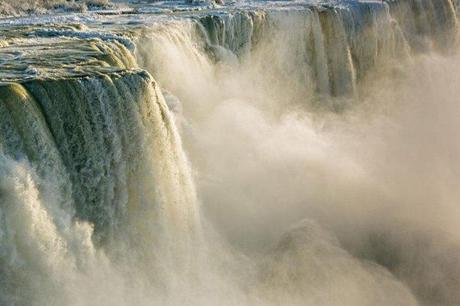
[{"left": 1, "top": 0, "right": 460, "bottom": 305}]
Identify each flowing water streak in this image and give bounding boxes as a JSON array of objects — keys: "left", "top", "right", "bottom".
[
  {"left": 136, "top": 0, "right": 451, "bottom": 112},
  {"left": 131, "top": 1, "right": 460, "bottom": 305},
  {"left": 0, "top": 70, "right": 201, "bottom": 304}
]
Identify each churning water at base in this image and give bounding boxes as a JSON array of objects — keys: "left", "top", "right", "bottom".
[{"left": 1, "top": 0, "right": 460, "bottom": 305}]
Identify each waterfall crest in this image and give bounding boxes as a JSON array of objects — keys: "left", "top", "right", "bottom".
[{"left": 144, "top": 0, "right": 456, "bottom": 99}]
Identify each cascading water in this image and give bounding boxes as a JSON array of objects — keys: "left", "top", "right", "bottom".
[
  {"left": 0, "top": 69, "right": 201, "bottom": 304},
  {"left": 1, "top": 0, "right": 460, "bottom": 305}
]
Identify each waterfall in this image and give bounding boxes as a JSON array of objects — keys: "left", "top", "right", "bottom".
[
  {"left": 0, "top": 70, "right": 200, "bottom": 304},
  {"left": 387, "top": 0, "right": 458, "bottom": 51},
  {"left": 138, "top": 0, "right": 454, "bottom": 100},
  {"left": 1, "top": 0, "right": 460, "bottom": 305}
]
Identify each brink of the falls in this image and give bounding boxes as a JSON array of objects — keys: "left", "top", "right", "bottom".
[{"left": 1, "top": 0, "right": 460, "bottom": 305}]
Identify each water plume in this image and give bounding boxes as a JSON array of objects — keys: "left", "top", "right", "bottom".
[{"left": 133, "top": 3, "right": 460, "bottom": 305}]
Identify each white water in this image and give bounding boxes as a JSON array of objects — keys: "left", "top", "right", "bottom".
[
  {"left": 135, "top": 4, "right": 460, "bottom": 305},
  {"left": 0, "top": 0, "right": 112, "bottom": 16},
  {"left": 1, "top": 1, "right": 460, "bottom": 305}
]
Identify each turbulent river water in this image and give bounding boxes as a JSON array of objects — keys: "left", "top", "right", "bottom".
[{"left": 1, "top": 0, "right": 460, "bottom": 305}]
